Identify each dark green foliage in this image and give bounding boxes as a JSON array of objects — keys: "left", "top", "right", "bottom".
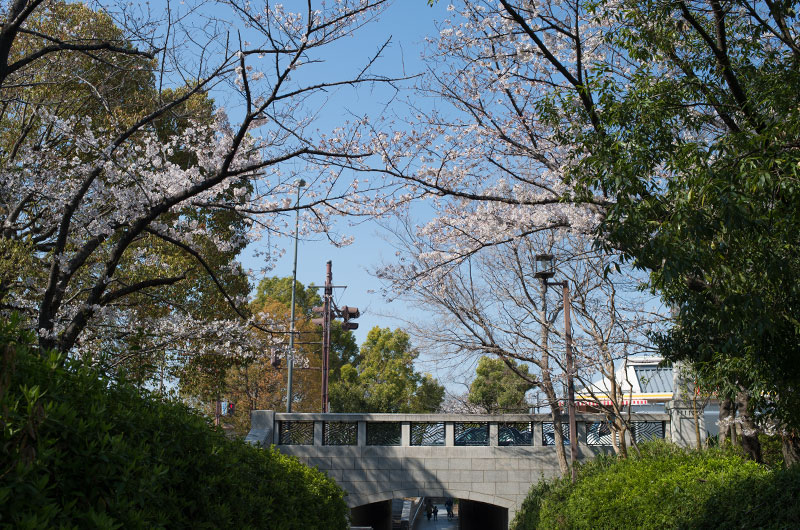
[
  {"left": 511, "top": 442, "right": 800, "bottom": 530},
  {"left": 0, "top": 316, "right": 348, "bottom": 529},
  {"left": 572, "top": 0, "right": 800, "bottom": 430},
  {"left": 758, "top": 434, "right": 785, "bottom": 470},
  {"left": 328, "top": 327, "right": 444, "bottom": 413},
  {"left": 468, "top": 356, "right": 535, "bottom": 413}
]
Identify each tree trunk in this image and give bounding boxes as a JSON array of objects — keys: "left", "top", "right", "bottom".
[
  {"left": 541, "top": 380, "right": 570, "bottom": 476},
  {"left": 781, "top": 430, "right": 800, "bottom": 467},
  {"left": 546, "top": 391, "right": 570, "bottom": 476},
  {"left": 718, "top": 397, "right": 735, "bottom": 447},
  {"left": 612, "top": 417, "right": 629, "bottom": 458},
  {"left": 605, "top": 367, "right": 627, "bottom": 457},
  {"left": 736, "top": 390, "right": 762, "bottom": 463},
  {"left": 610, "top": 386, "right": 629, "bottom": 458}
]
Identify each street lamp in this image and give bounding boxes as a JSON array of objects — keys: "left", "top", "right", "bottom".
[
  {"left": 286, "top": 178, "right": 306, "bottom": 413},
  {"left": 535, "top": 253, "right": 578, "bottom": 483}
]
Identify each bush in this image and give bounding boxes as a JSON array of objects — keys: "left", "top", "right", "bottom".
[
  {"left": 511, "top": 441, "right": 800, "bottom": 530},
  {"left": 0, "top": 316, "right": 348, "bottom": 529}
]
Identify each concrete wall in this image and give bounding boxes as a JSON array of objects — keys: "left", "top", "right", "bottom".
[{"left": 281, "top": 442, "right": 581, "bottom": 516}]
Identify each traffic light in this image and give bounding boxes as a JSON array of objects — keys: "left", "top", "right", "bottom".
[
  {"left": 270, "top": 350, "right": 281, "bottom": 368},
  {"left": 340, "top": 305, "right": 359, "bottom": 330},
  {"left": 227, "top": 402, "right": 235, "bottom": 416},
  {"left": 311, "top": 305, "right": 327, "bottom": 326}
]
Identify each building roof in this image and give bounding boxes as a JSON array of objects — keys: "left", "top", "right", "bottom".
[
  {"left": 577, "top": 357, "right": 674, "bottom": 404},
  {"left": 634, "top": 365, "right": 673, "bottom": 394}
]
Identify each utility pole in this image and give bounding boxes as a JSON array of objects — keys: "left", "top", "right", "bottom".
[{"left": 311, "top": 260, "right": 359, "bottom": 413}]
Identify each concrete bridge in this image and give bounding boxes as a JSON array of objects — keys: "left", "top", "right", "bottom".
[{"left": 246, "top": 411, "right": 685, "bottom": 528}]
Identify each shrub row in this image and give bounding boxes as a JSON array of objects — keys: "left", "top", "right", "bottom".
[
  {"left": 0, "top": 317, "right": 348, "bottom": 529},
  {"left": 512, "top": 441, "right": 800, "bottom": 529}
]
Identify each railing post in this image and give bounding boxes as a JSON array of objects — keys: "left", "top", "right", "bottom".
[
  {"left": 314, "top": 420, "right": 324, "bottom": 446},
  {"left": 577, "top": 421, "right": 587, "bottom": 447},
  {"left": 489, "top": 422, "right": 499, "bottom": 446},
  {"left": 357, "top": 420, "right": 366, "bottom": 447},
  {"left": 533, "top": 420, "right": 543, "bottom": 447},
  {"left": 244, "top": 410, "right": 275, "bottom": 446},
  {"left": 401, "top": 421, "right": 411, "bottom": 446},
  {"left": 445, "top": 421, "right": 455, "bottom": 446}
]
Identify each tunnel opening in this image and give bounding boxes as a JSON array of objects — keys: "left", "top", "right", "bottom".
[
  {"left": 456, "top": 499, "right": 508, "bottom": 530},
  {"left": 349, "top": 499, "right": 393, "bottom": 530}
]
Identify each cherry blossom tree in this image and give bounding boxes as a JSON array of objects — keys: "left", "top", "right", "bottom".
[
  {"left": 382, "top": 225, "right": 666, "bottom": 470},
  {"left": 372, "top": 0, "right": 658, "bottom": 468},
  {"left": 0, "top": 0, "right": 398, "bottom": 366},
  {"left": 372, "top": 0, "right": 611, "bottom": 275}
]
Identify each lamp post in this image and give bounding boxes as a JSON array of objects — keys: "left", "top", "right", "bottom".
[
  {"left": 286, "top": 179, "right": 306, "bottom": 413},
  {"left": 535, "top": 253, "right": 578, "bottom": 483}
]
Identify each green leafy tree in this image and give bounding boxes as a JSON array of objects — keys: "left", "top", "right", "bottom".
[
  {"left": 0, "top": 314, "right": 349, "bottom": 529},
  {"left": 217, "top": 277, "right": 360, "bottom": 431},
  {"left": 251, "top": 276, "right": 359, "bottom": 379},
  {"left": 568, "top": 0, "right": 800, "bottom": 457},
  {"left": 469, "top": 356, "right": 535, "bottom": 413},
  {"left": 329, "top": 327, "right": 444, "bottom": 413}
]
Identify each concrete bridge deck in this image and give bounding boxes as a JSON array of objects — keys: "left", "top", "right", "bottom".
[{"left": 246, "top": 411, "right": 671, "bottom": 526}]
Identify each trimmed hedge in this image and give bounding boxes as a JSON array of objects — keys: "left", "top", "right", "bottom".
[
  {"left": 512, "top": 441, "right": 800, "bottom": 530},
  {"left": 0, "top": 317, "right": 348, "bottom": 529}
]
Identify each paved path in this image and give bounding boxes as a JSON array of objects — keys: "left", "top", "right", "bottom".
[{"left": 415, "top": 503, "right": 458, "bottom": 530}]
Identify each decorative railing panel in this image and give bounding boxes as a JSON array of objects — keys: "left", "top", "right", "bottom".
[
  {"left": 411, "top": 422, "right": 445, "bottom": 446},
  {"left": 587, "top": 421, "right": 615, "bottom": 446},
  {"left": 454, "top": 422, "right": 489, "bottom": 446},
  {"left": 279, "top": 421, "right": 314, "bottom": 445},
  {"left": 499, "top": 422, "right": 533, "bottom": 446},
  {"left": 263, "top": 412, "right": 670, "bottom": 448},
  {"left": 324, "top": 421, "right": 358, "bottom": 446},
  {"left": 543, "top": 422, "right": 570, "bottom": 446},
  {"left": 632, "top": 421, "right": 665, "bottom": 442},
  {"left": 366, "top": 422, "right": 401, "bottom": 446}
]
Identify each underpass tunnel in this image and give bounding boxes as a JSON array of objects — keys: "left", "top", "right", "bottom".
[
  {"left": 455, "top": 499, "right": 508, "bottom": 530},
  {"left": 349, "top": 499, "right": 393, "bottom": 530}
]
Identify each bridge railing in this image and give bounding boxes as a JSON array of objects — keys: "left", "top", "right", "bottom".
[{"left": 247, "top": 411, "right": 671, "bottom": 448}]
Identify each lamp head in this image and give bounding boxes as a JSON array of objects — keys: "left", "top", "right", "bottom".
[{"left": 534, "top": 253, "right": 556, "bottom": 279}]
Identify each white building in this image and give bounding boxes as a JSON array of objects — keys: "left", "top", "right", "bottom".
[{"left": 576, "top": 357, "right": 720, "bottom": 438}]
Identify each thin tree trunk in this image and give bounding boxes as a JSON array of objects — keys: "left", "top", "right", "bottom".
[
  {"left": 542, "top": 380, "right": 570, "bottom": 475},
  {"left": 605, "top": 362, "right": 628, "bottom": 457},
  {"left": 610, "top": 385, "right": 629, "bottom": 458},
  {"left": 692, "top": 390, "right": 702, "bottom": 450},
  {"left": 539, "top": 280, "right": 570, "bottom": 476}
]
